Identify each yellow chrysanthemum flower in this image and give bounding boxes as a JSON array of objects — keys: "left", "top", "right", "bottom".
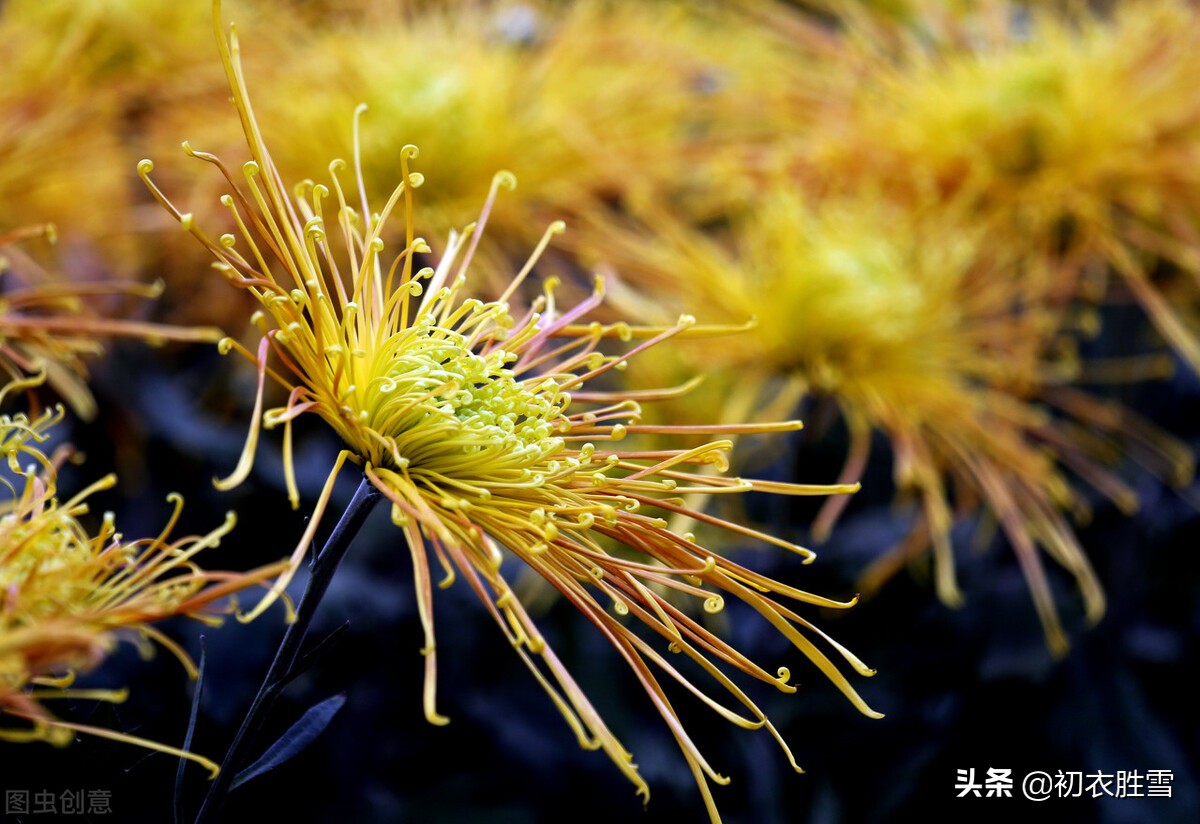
[
  {"left": 138, "top": 4, "right": 882, "bottom": 819},
  {"left": 582, "top": 186, "right": 1193, "bottom": 655},
  {"left": 790, "top": 0, "right": 1200, "bottom": 372},
  {"left": 0, "top": 380, "right": 286, "bottom": 771}
]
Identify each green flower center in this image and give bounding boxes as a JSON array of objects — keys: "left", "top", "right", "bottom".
[{"left": 357, "top": 312, "right": 567, "bottom": 477}]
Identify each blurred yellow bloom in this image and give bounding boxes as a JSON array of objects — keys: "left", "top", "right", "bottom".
[
  {"left": 792, "top": 0, "right": 1200, "bottom": 372},
  {"left": 584, "top": 187, "right": 1193, "bottom": 655},
  {"left": 0, "top": 380, "right": 285, "bottom": 772},
  {"left": 577, "top": 0, "right": 1200, "bottom": 655},
  {"left": 138, "top": 4, "right": 882, "bottom": 819},
  {"left": 0, "top": 0, "right": 299, "bottom": 335},
  {"left": 0, "top": 3, "right": 128, "bottom": 269},
  {"left": 163, "top": 1, "right": 797, "bottom": 268},
  {"left": 0, "top": 0, "right": 287, "bottom": 264}
]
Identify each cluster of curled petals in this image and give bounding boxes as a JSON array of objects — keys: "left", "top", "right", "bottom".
[
  {"left": 0, "top": 382, "right": 285, "bottom": 770},
  {"left": 137, "top": 6, "right": 882, "bottom": 819}
]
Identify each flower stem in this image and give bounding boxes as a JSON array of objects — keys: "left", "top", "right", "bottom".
[{"left": 194, "top": 475, "right": 381, "bottom": 823}]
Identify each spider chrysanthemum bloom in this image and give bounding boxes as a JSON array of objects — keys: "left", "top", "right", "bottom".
[
  {"left": 138, "top": 4, "right": 881, "bottom": 819},
  {"left": 0, "top": 385, "right": 285, "bottom": 771}
]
